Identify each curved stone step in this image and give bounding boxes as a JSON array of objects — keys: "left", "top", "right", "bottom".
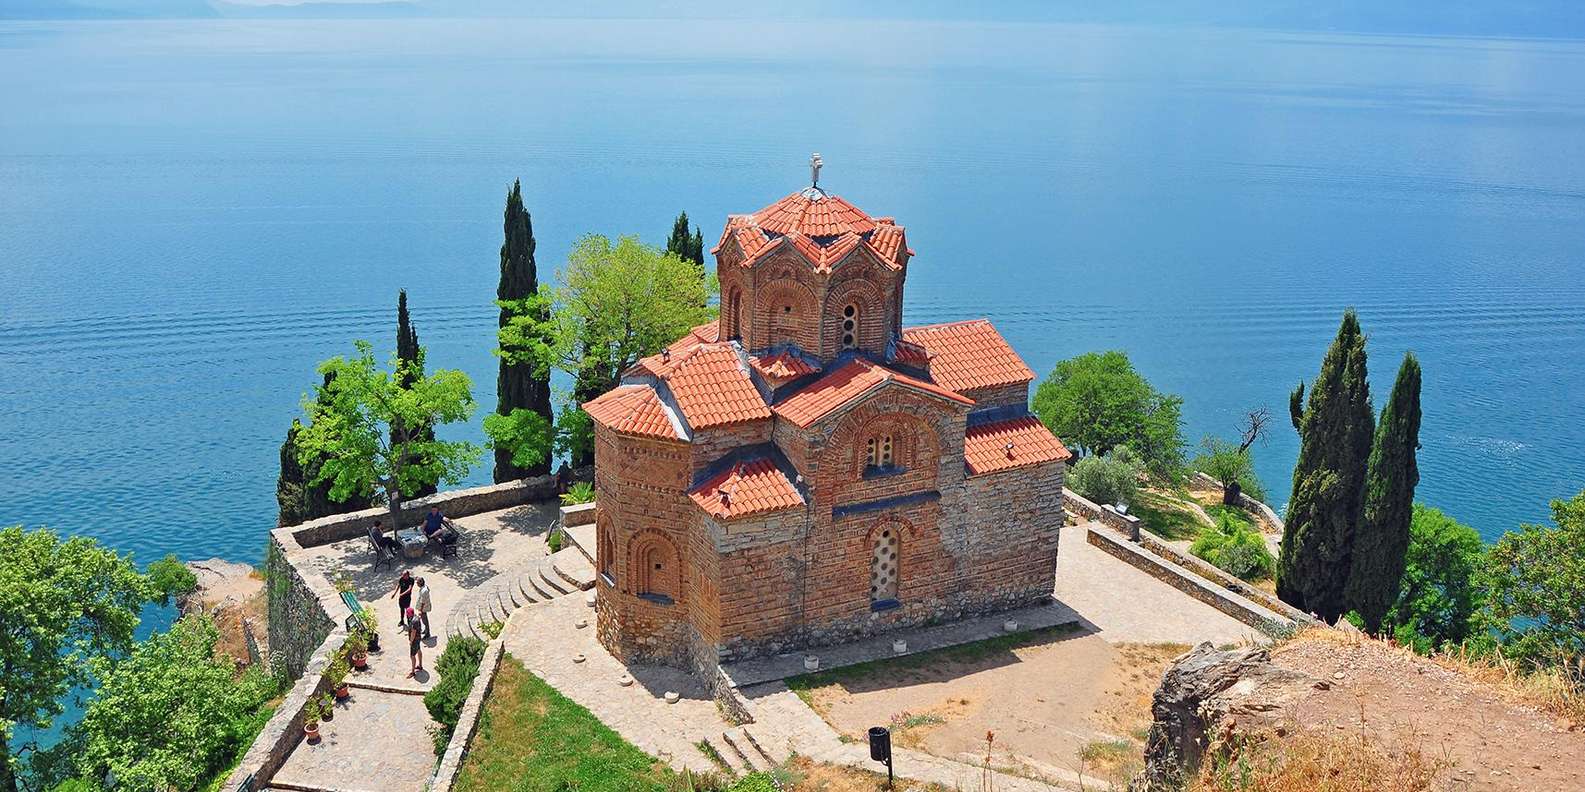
[
  {"left": 538, "top": 560, "right": 573, "bottom": 595},
  {"left": 740, "top": 726, "right": 779, "bottom": 768},
  {"left": 516, "top": 572, "right": 544, "bottom": 604},
  {"left": 551, "top": 548, "right": 597, "bottom": 591},
  {"left": 526, "top": 566, "right": 560, "bottom": 600}
]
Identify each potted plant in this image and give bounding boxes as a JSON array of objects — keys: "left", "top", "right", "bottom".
[
  {"left": 360, "top": 610, "right": 380, "bottom": 652},
  {"left": 346, "top": 632, "right": 369, "bottom": 670},
  {"left": 318, "top": 693, "right": 334, "bottom": 722},
  {"left": 329, "top": 657, "right": 351, "bottom": 700},
  {"left": 303, "top": 708, "right": 321, "bottom": 743}
]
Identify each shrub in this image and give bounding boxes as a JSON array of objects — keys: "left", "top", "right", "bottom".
[
  {"left": 1385, "top": 504, "right": 1487, "bottom": 654},
  {"left": 561, "top": 480, "right": 596, "bottom": 506},
  {"left": 1068, "top": 447, "right": 1142, "bottom": 507},
  {"left": 146, "top": 554, "right": 198, "bottom": 606},
  {"left": 1485, "top": 489, "right": 1585, "bottom": 671},
  {"left": 424, "top": 635, "right": 487, "bottom": 754},
  {"left": 1192, "top": 511, "right": 1275, "bottom": 581},
  {"left": 1192, "top": 437, "right": 1268, "bottom": 503},
  {"left": 1032, "top": 350, "right": 1186, "bottom": 481}
]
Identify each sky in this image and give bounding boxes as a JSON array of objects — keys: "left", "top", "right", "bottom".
[{"left": 6, "top": 0, "right": 1585, "bottom": 40}]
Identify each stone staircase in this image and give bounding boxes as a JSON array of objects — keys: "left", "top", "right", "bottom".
[
  {"left": 700, "top": 724, "right": 782, "bottom": 776},
  {"left": 445, "top": 546, "right": 596, "bottom": 640}
]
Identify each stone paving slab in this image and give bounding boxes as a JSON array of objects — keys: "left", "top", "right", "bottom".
[
  {"left": 271, "top": 688, "right": 436, "bottom": 792},
  {"left": 563, "top": 521, "right": 597, "bottom": 564},
  {"left": 721, "top": 600, "right": 1082, "bottom": 689}
]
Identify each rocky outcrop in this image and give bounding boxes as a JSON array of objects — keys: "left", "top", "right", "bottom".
[
  {"left": 1133, "top": 642, "right": 1316, "bottom": 791},
  {"left": 180, "top": 558, "right": 259, "bottom": 613}
]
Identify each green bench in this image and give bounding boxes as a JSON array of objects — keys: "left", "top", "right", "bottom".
[{"left": 341, "top": 590, "right": 367, "bottom": 633}]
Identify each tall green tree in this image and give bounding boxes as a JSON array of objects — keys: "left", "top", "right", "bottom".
[
  {"left": 68, "top": 616, "right": 277, "bottom": 792},
  {"left": 1279, "top": 310, "right": 1374, "bottom": 621},
  {"left": 276, "top": 372, "right": 376, "bottom": 526},
  {"left": 492, "top": 180, "right": 554, "bottom": 482},
  {"left": 295, "top": 341, "right": 481, "bottom": 531},
  {"left": 394, "top": 290, "right": 439, "bottom": 499},
  {"left": 1346, "top": 352, "right": 1422, "bottom": 632},
  {"left": 0, "top": 526, "right": 152, "bottom": 792},
  {"left": 1485, "top": 489, "right": 1585, "bottom": 669},
  {"left": 666, "top": 211, "right": 705, "bottom": 271},
  {"left": 497, "top": 234, "right": 714, "bottom": 467},
  {"left": 1031, "top": 350, "right": 1185, "bottom": 480}
]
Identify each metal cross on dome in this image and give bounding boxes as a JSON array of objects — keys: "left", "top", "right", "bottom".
[{"left": 810, "top": 152, "right": 823, "bottom": 187}]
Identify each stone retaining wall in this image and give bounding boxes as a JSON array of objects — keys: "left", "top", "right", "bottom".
[
  {"left": 431, "top": 636, "right": 508, "bottom": 792},
  {"left": 266, "top": 531, "right": 339, "bottom": 678},
  {"left": 287, "top": 473, "right": 571, "bottom": 549},
  {"left": 1062, "top": 487, "right": 1104, "bottom": 521},
  {"left": 224, "top": 627, "right": 353, "bottom": 791},
  {"left": 1132, "top": 530, "right": 1311, "bottom": 626},
  {"left": 559, "top": 501, "right": 597, "bottom": 527},
  {"left": 1086, "top": 527, "right": 1295, "bottom": 636}
]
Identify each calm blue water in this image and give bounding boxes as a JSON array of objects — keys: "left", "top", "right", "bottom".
[{"left": 2, "top": 18, "right": 1583, "bottom": 568}]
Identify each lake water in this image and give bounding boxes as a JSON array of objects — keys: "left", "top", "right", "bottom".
[{"left": 2, "top": 18, "right": 1583, "bottom": 567}]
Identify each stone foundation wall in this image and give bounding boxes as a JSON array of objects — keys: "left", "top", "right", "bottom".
[
  {"left": 1086, "top": 527, "right": 1296, "bottom": 635},
  {"left": 265, "top": 531, "right": 337, "bottom": 678}
]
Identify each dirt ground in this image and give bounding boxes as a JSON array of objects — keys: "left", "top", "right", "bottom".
[
  {"left": 1266, "top": 631, "right": 1585, "bottom": 792},
  {"left": 182, "top": 558, "right": 267, "bottom": 665},
  {"left": 798, "top": 631, "right": 1189, "bottom": 787}
]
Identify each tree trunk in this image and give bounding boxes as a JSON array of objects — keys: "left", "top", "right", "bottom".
[
  {"left": 1223, "top": 481, "right": 1242, "bottom": 506},
  {"left": 0, "top": 730, "right": 17, "bottom": 792},
  {"left": 388, "top": 485, "right": 403, "bottom": 534}
]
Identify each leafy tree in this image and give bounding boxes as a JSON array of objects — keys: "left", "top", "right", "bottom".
[
  {"left": 68, "top": 616, "right": 277, "bottom": 792},
  {"left": 1193, "top": 437, "right": 1266, "bottom": 505},
  {"left": 144, "top": 554, "right": 197, "bottom": 607},
  {"left": 1346, "top": 353, "right": 1423, "bottom": 633},
  {"left": 1279, "top": 310, "right": 1374, "bottom": 621},
  {"left": 493, "top": 179, "right": 554, "bottom": 481},
  {"left": 1386, "top": 504, "right": 1486, "bottom": 654},
  {"left": 394, "top": 290, "right": 439, "bottom": 499},
  {"left": 0, "top": 526, "right": 151, "bottom": 792},
  {"left": 1191, "top": 510, "right": 1275, "bottom": 581},
  {"left": 666, "top": 211, "right": 705, "bottom": 269},
  {"left": 276, "top": 372, "right": 376, "bottom": 526},
  {"left": 295, "top": 341, "right": 481, "bottom": 532},
  {"left": 1066, "top": 447, "right": 1143, "bottom": 507},
  {"left": 1485, "top": 489, "right": 1585, "bottom": 669},
  {"left": 1032, "top": 351, "right": 1185, "bottom": 480},
  {"left": 497, "top": 234, "right": 714, "bottom": 466}
]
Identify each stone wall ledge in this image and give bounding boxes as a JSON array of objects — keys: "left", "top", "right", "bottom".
[
  {"left": 1085, "top": 527, "right": 1297, "bottom": 636},
  {"left": 431, "top": 635, "right": 508, "bottom": 792},
  {"left": 559, "top": 501, "right": 597, "bottom": 527},
  {"left": 286, "top": 473, "right": 570, "bottom": 549}
]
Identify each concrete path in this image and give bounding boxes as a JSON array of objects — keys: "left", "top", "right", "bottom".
[
  {"left": 270, "top": 688, "right": 435, "bottom": 792},
  {"left": 1053, "top": 520, "right": 1262, "bottom": 646}
]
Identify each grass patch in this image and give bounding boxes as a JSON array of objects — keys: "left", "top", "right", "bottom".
[
  {"left": 1131, "top": 489, "right": 1205, "bottom": 541},
  {"left": 785, "top": 622, "right": 1083, "bottom": 706},
  {"left": 1191, "top": 729, "right": 1444, "bottom": 792},
  {"left": 694, "top": 739, "right": 731, "bottom": 773}
]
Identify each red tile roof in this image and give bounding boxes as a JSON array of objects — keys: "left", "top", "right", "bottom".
[
  {"left": 713, "top": 190, "right": 910, "bottom": 272},
  {"left": 750, "top": 350, "right": 821, "bottom": 384},
  {"left": 902, "top": 320, "right": 1035, "bottom": 394},
  {"left": 583, "top": 385, "right": 682, "bottom": 441},
  {"left": 963, "top": 416, "right": 1072, "bottom": 475},
  {"left": 773, "top": 358, "right": 973, "bottom": 428},
  {"left": 689, "top": 457, "right": 804, "bottom": 520},
  {"left": 630, "top": 321, "right": 721, "bottom": 378},
  {"left": 663, "top": 344, "right": 771, "bottom": 429}
]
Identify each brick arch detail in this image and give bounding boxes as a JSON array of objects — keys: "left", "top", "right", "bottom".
[
  {"left": 827, "top": 406, "right": 942, "bottom": 482},
  {"left": 865, "top": 513, "right": 920, "bottom": 542},
  {"left": 822, "top": 277, "right": 889, "bottom": 356},
  {"left": 596, "top": 512, "right": 616, "bottom": 579},
  {"left": 753, "top": 278, "right": 818, "bottom": 351}
]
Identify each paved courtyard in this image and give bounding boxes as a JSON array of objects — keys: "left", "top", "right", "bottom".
[
  {"left": 295, "top": 502, "right": 560, "bottom": 690},
  {"left": 271, "top": 687, "right": 436, "bottom": 792}
]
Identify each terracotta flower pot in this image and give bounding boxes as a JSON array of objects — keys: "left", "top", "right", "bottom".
[
  {"left": 304, "top": 722, "right": 321, "bottom": 744},
  {"left": 351, "top": 651, "right": 368, "bottom": 670},
  {"left": 334, "top": 682, "right": 351, "bottom": 700}
]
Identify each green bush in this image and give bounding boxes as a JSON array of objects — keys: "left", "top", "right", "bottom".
[
  {"left": 561, "top": 480, "right": 596, "bottom": 506},
  {"left": 425, "top": 635, "right": 487, "bottom": 754},
  {"left": 1484, "top": 489, "right": 1585, "bottom": 670},
  {"left": 726, "top": 774, "right": 778, "bottom": 792},
  {"left": 146, "top": 554, "right": 199, "bottom": 606},
  {"left": 1067, "top": 447, "right": 1142, "bottom": 507},
  {"left": 1191, "top": 511, "right": 1275, "bottom": 581},
  {"left": 1383, "top": 504, "right": 1487, "bottom": 654}
]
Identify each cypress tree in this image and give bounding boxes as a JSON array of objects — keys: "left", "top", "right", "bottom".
[
  {"left": 494, "top": 179, "right": 553, "bottom": 481},
  {"left": 394, "top": 289, "right": 439, "bottom": 498},
  {"left": 1278, "top": 310, "right": 1374, "bottom": 621},
  {"left": 276, "top": 372, "right": 374, "bottom": 525},
  {"left": 1345, "top": 352, "right": 1422, "bottom": 632},
  {"left": 667, "top": 211, "right": 705, "bottom": 269}
]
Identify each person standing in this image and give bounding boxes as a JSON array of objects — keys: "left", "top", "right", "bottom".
[
  {"left": 404, "top": 606, "right": 424, "bottom": 678},
  {"left": 414, "top": 577, "right": 433, "bottom": 640},
  {"left": 390, "top": 569, "right": 414, "bottom": 624}
]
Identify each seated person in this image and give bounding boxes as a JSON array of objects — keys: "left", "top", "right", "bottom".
[
  {"left": 368, "top": 520, "right": 400, "bottom": 553},
  {"left": 422, "top": 506, "right": 457, "bottom": 545}
]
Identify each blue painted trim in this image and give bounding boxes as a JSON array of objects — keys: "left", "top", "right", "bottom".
[
  {"left": 870, "top": 598, "right": 901, "bottom": 613},
  {"left": 832, "top": 490, "right": 940, "bottom": 519}
]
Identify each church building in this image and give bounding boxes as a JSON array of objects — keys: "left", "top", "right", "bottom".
[{"left": 584, "top": 159, "right": 1071, "bottom": 677}]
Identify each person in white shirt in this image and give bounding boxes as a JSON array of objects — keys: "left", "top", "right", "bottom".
[{"left": 414, "top": 577, "right": 433, "bottom": 640}]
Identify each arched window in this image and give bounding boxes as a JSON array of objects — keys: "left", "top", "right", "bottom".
[
  {"left": 597, "top": 520, "right": 615, "bottom": 583},
  {"left": 870, "top": 526, "right": 899, "bottom": 603},
  {"left": 633, "top": 535, "right": 678, "bottom": 603},
  {"left": 865, "top": 434, "right": 895, "bottom": 472},
  {"left": 727, "top": 287, "right": 743, "bottom": 340},
  {"left": 841, "top": 303, "right": 860, "bottom": 349}
]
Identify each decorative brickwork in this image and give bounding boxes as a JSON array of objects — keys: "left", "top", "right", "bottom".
[{"left": 587, "top": 180, "right": 1072, "bottom": 676}]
